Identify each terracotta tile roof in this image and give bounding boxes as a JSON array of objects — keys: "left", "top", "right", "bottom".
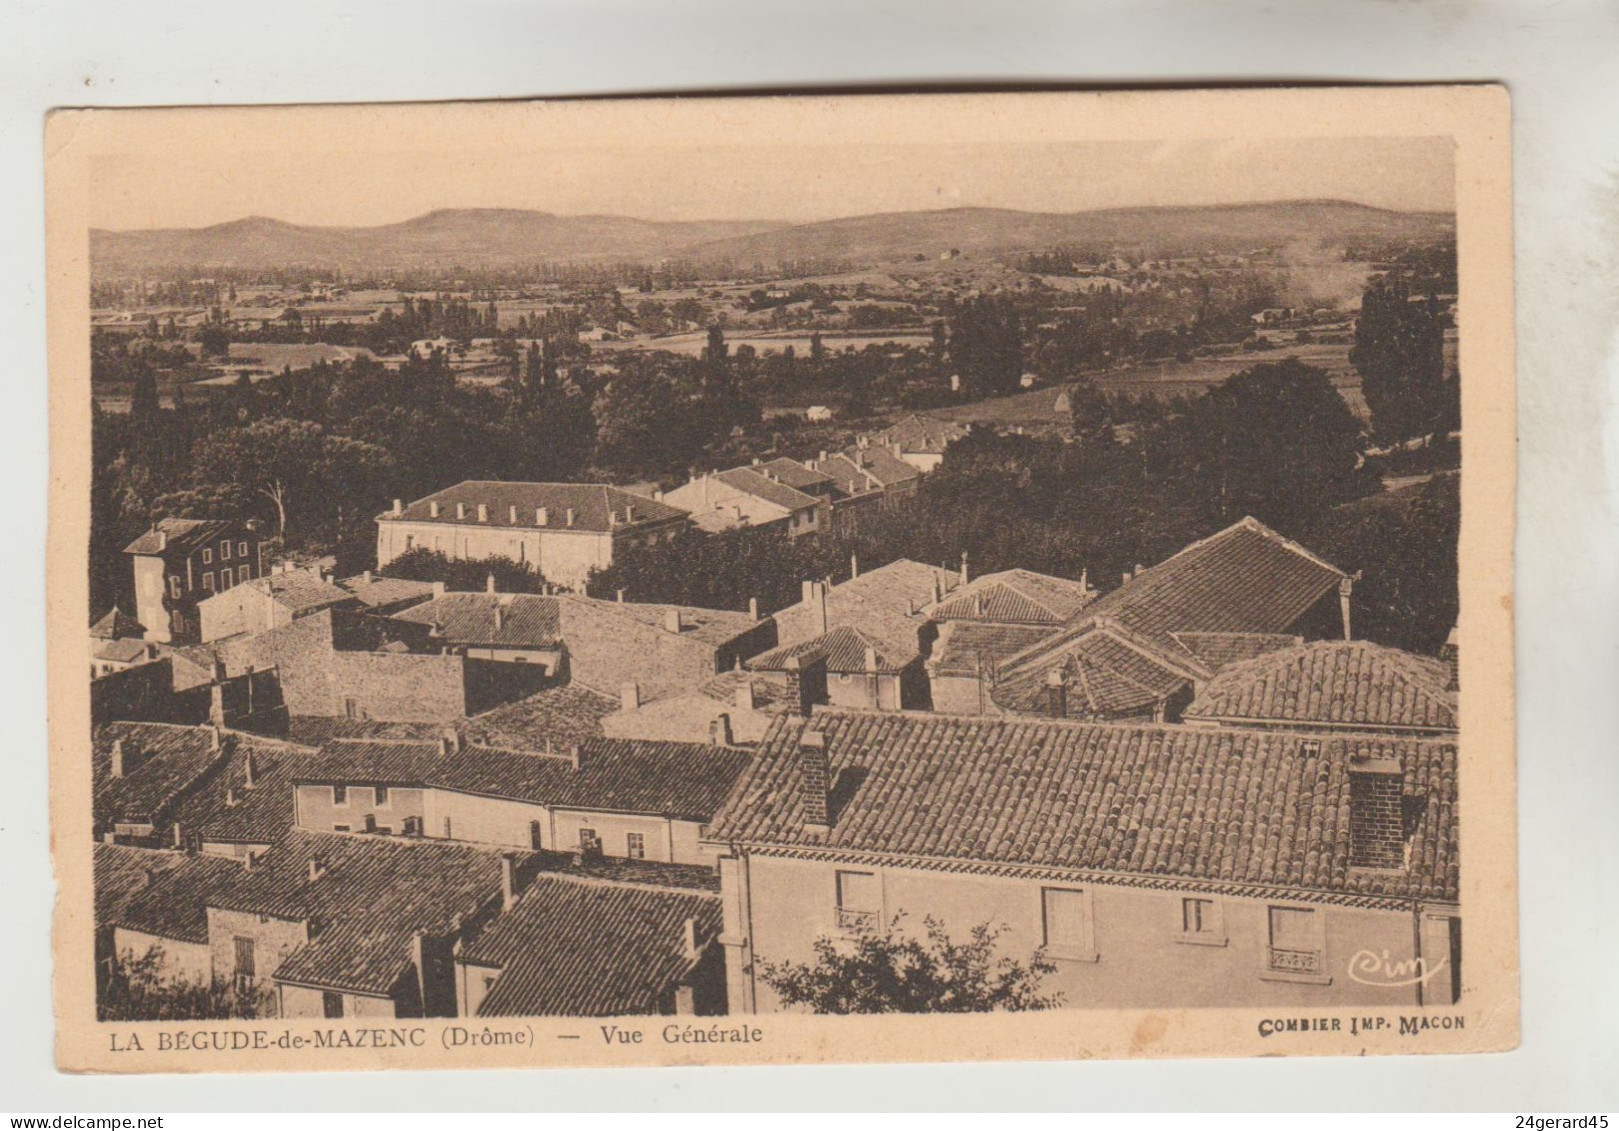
[
  {"left": 335, "top": 574, "right": 436, "bottom": 610},
  {"left": 462, "top": 874, "right": 721, "bottom": 1017},
  {"left": 776, "top": 559, "right": 957, "bottom": 665},
  {"left": 94, "top": 723, "right": 233, "bottom": 829},
  {"left": 930, "top": 622, "right": 1059, "bottom": 677},
  {"left": 94, "top": 843, "right": 248, "bottom": 944},
  {"left": 383, "top": 481, "right": 688, "bottom": 534},
  {"left": 245, "top": 571, "right": 358, "bottom": 615},
  {"left": 867, "top": 413, "right": 969, "bottom": 455},
  {"left": 123, "top": 518, "right": 238, "bottom": 556},
  {"left": 297, "top": 736, "right": 753, "bottom": 822},
  {"left": 166, "top": 734, "right": 318, "bottom": 846},
  {"left": 932, "top": 569, "right": 1094, "bottom": 625},
  {"left": 749, "top": 625, "right": 912, "bottom": 676},
  {"left": 284, "top": 717, "right": 448, "bottom": 747},
  {"left": 462, "top": 684, "right": 616, "bottom": 749},
  {"left": 1171, "top": 632, "right": 1304, "bottom": 672},
  {"left": 94, "top": 638, "right": 155, "bottom": 665},
  {"left": 695, "top": 670, "right": 793, "bottom": 712},
  {"left": 91, "top": 606, "right": 146, "bottom": 640},
  {"left": 708, "top": 711, "right": 1458, "bottom": 903},
  {"left": 988, "top": 519, "right": 1347, "bottom": 717},
  {"left": 841, "top": 445, "right": 921, "bottom": 488},
  {"left": 560, "top": 595, "right": 763, "bottom": 649},
  {"left": 1185, "top": 641, "right": 1458, "bottom": 732},
  {"left": 713, "top": 467, "right": 821, "bottom": 513},
  {"left": 756, "top": 458, "right": 833, "bottom": 492},
  {"left": 213, "top": 829, "right": 534, "bottom": 996},
  {"left": 391, "top": 593, "right": 562, "bottom": 648},
  {"left": 813, "top": 453, "right": 888, "bottom": 497}
]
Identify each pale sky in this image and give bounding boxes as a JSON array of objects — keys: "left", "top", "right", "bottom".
[{"left": 90, "top": 132, "right": 1454, "bottom": 231}]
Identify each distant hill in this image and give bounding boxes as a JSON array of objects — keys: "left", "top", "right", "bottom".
[
  {"left": 681, "top": 201, "right": 1455, "bottom": 265},
  {"left": 89, "top": 209, "right": 788, "bottom": 274},
  {"left": 90, "top": 200, "right": 1452, "bottom": 275}
]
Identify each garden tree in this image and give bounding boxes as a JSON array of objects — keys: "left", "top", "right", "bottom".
[
  {"left": 1187, "top": 358, "right": 1371, "bottom": 533},
  {"left": 1307, "top": 471, "right": 1459, "bottom": 653},
  {"left": 382, "top": 547, "right": 549, "bottom": 594},
  {"left": 1351, "top": 280, "right": 1456, "bottom": 444},
  {"left": 98, "top": 947, "right": 269, "bottom": 1022},
  {"left": 757, "top": 914, "right": 1061, "bottom": 1014},
  {"left": 591, "top": 369, "right": 693, "bottom": 479},
  {"left": 190, "top": 416, "right": 389, "bottom": 537},
  {"left": 946, "top": 295, "right": 1024, "bottom": 398},
  {"left": 128, "top": 357, "right": 160, "bottom": 420}
]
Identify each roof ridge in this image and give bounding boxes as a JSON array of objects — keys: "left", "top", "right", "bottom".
[{"left": 525, "top": 869, "right": 722, "bottom": 900}]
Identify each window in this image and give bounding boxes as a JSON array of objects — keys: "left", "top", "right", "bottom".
[
  {"left": 374, "top": 785, "right": 390, "bottom": 807},
  {"left": 202, "top": 548, "right": 213, "bottom": 564},
  {"left": 343, "top": 698, "right": 359, "bottom": 720},
  {"left": 578, "top": 827, "right": 600, "bottom": 853},
  {"left": 1266, "top": 905, "right": 1324, "bottom": 976},
  {"left": 238, "top": 563, "right": 252, "bottom": 583},
  {"left": 333, "top": 824, "right": 350, "bottom": 833},
  {"left": 405, "top": 535, "right": 415, "bottom": 551},
  {"left": 322, "top": 991, "right": 345, "bottom": 1018},
  {"left": 169, "top": 575, "right": 183, "bottom": 598},
  {"left": 1299, "top": 739, "right": 1322, "bottom": 758},
  {"left": 221, "top": 540, "right": 232, "bottom": 561},
  {"left": 442, "top": 817, "right": 452, "bottom": 839},
  {"left": 626, "top": 832, "right": 646, "bottom": 859},
  {"left": 835, "top": 870, "right": 880, "bottom": 932},
  {"left": 332, "top": 785, "right": 348, "bottom": 807},
  {"left": 202, "top": 572, "right": 214, "bottom": 592},
  {"left": 238, "top": 541, "right": 248, "bottom": 557},
  {"left": 1041, "top": 887, "right": 1095, "bottom": 960},
  {"left": 529, "top": 821, "right": 544, "bottom": 850},
  {"left": 233, "top": 936, "right": 256, "bottom": 990}
]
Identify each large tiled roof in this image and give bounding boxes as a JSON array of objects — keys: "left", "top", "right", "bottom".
[
  {"left": 296, "top": 736, "right": 753, "bottom": 822},
  {"left": 713, "top": 467, "right": 821, "bottom": 513},
  {"left": 709, "top": 711, "right": 1458, "bottom": 903},
  {"left": 1170, "top": 632, "right": 1304, "bottom": 672},
  {"left": 243, "top": 571, "right": 357, "bottom": 615},
  {"left": 383, "top": 481, "right": 688, "bottom": 534},
  {"left": 988, "top": 519, "right": 1347, "bottom": 717},
  {"left": 930, "top": 621, "right": 1060, "bottom": 678},
  {"left": 391, "top": 593, "right": 562, "bottom": 648},
  {"left": 560, "top": 595, "right": 764, "bottom": 649},
  {"left": 749, "top": 625, "right": 912, "bottom": 676},
  {"left": 91, "top": 606, "right": 146, "bottom": 640},
  {"left": 335, "top": 574, "right": 436, "bottom": 610},
  {"left": 123, "top": 518, "right": 238, "bottom": 556},
  {"left": 94, "top": 638, "right": 155, "bottom": 665},
  {"left": 777, "top": 559, "right": 957, "bottom": 666},
  {"left": 94, "top": 844, "right": 248, "bottom": 944},
  {"left": 756, "top": 457, "right": 833, "bottom": 492},
  {"left": 462, "top": 684, "right": 616, "bottom": 750},
  {"left": 214, "top": 829, "right": 533, "bottom": 996},
  {"left": 94, "top": 723, "right": 233, "bottom": 829},
  {"left": 284, "top": 717, "right": 449, "bottom": 747},
  {"left": 992, "top": 624, "right": 1201, "bottom": 718},
  {"left": 812, "top": 453, "right": 888, "bottom": 497},
  {"left": 841, "top": 445, "right": 921, "bottom": 488},
  {"left": 695, "top": 669, "right": 793, "bottom": 712},
  {"left": 166, "top": 733, "right": 317, "bottom": 846},
  {"left": 1185, "top": 641, "right": 1458, "bottom": 732},
  {"left": 867, "top": 413, "right": 969, "bottom": 455},
  {"left": 462, "top": 874, "right": 721, "bottom": 1017},
  {"left": 932, "top": 569, "right": 1094, "bottom": 625}
]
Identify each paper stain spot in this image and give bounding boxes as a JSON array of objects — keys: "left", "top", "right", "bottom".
[{"left": 1131, "top": 1014, "right": 1169, "bottom": 1052}]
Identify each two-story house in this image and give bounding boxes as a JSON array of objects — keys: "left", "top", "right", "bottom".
[{"left": 662, "top": 465, "right": 830, "bottom": 538}]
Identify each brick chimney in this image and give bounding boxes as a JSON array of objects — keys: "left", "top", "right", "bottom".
[
  {"left": 748, "top": 596, "right": 759, "bottom": 622},
  {"left": 565, "top": 508, "right": 576, "bottom": 526},
  {"left": 243, "top": 750, "right": 258, "bottom": 789},
  {"left": 456, "top": 502, "right": 467, "bottom": 520},
  {"left": 499, "top": 854, "right": 518, "bottom": 912},
  {"left": 110, "top": 738, "right": 126, "bottom": 778},
  {"left": 429, "top": 501, "right": 440, "bottom": 518},
  {"left": 486, "top": 573, "right": 497, "bottom": 594},
  {"left": 783, "top": 653, "right": 825, "bottom": 717},
  {"left": 665, "top": 607, "right": 685, "bottom": 633},
  {"left": 431, "top": 580, "right": 447, "bottom": 598},
  {"left": 625, "top": 504, "right": 637, "bottom": 523},
  {"left": 1349, "top": 758, "right": 1407, "bottom": 869},
  {"left": 568, "top": 744, "right": 582, "bottom": 771},
  {"left": 799, "top": 729, "right": 831, "bottom": 833},
  {"left": 172, "top": 821, "right": 186, "bottom": 849},
  {"left": 621, "top": 682, "right": 640, "bottom": 712},
  {"left": 391, "top": 499, "right": 403, "bottom": 516},
  {"left": 1045, "top": 668, "right": 1067, "bottom": 719},
  {"left": 536, "top": 507, "right": 549, "bottom": 526},
  {"left": 682, "top": 916, "right": 699, "bottom": 961},
  {"left": 615, "top": 588, "right": 625, "bottom": 603},
  {"left": 850, "top": 553, "right": 859, "bottom": 580},
  {"left": 493, "top": 604, "right": 504, "bottom": 631},
  {"left": 813, "top": 582, "right": 828, "bottom": 636},
  {"left": 508, "top": 505, "right": 518, "bottom": 524},
  {"left": 960, "top": 552, "right": 970, "bottom": 585}
]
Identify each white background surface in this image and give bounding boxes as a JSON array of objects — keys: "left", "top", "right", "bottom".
[{"left": 2, "top": 0, "right": 1615, "bottom": 1111}]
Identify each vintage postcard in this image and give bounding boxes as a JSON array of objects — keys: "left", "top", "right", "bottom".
[{"left": 45, "top": 88, "right": 1516, "bottom": 1072}]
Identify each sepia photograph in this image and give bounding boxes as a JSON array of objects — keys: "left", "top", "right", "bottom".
[{"left": 44, "top": 88, "right": 1517, "bottom": 1072}]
